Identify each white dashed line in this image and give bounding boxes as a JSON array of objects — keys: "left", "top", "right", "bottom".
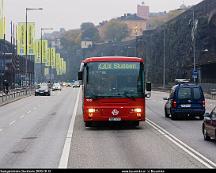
[
  {"left": 20, "top": 115, "right": 25, "bottom": 119},
  {"left": 9, "top": 121, "right": 16, "bottom": 126},
  {"left": 26, "top": 111, "right": 31, "bottom": 114}
]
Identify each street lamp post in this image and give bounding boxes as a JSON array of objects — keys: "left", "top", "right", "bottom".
[
  {"left": 25, "top": 8, "right": 43, "bottom": 87},
  {"left": 40, "top": 27, "right": 53, "bottom": 83},
  {"left": 163, "top": 27, "right": 166, "bottom": 89},
  {"left": 191, "top": 7, "right": 198, "bottom": 83},
  {"left": 192, "top": 8, "right": 196, "bottom": 83}
]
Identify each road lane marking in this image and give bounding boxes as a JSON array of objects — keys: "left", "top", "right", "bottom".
[
  {"left": 20, "top": 115, "right": 25, "bottom": 119},
  {"left": 58, "top": 88, "right": 81, "bottom": 168},
  {"left": 146, "top": 119, "right": 216, "bottom": 168},
  {"left": 0, "top": 129, "right": 2, "bottom": 132},
  {"left": 26, "top": 111, "right": 31, "bottom": 114},
  {"left": 9, "top": 121, "right": 16, "bottom": 126}
]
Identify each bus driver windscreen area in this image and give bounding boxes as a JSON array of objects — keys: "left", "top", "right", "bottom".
[{"left": 84, "top": 62, "right": 144, "bottom": 99}]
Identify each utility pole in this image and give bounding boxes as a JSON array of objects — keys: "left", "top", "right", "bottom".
[
  {"left": 163, "top": 28, "right": 166, "bottom": 88},
  {"left": 25, "top": 8, "right": 28, "bottom": 87},
  {"left": 193, "top": 8, "right": 196, "bottom": 83},
  {"left": 40, "top": 28, "right": 43, "bottom": 83},
  {"left": 49, "top": 48, "right": 52, "bottom": 83},
  {"left": 191, "top": 7, "right": 198, "bottom": 84},
  {"left": 40, "top": 27, "right": 53, "bottom": 82},
  {"left": 25, "top": 8, "right": 43, "bottom": 86}
]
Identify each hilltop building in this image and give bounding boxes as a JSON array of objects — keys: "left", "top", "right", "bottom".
[
  {"left": 137, "top": 2, "right": 149, "bottom": 20},
  {"left": 119, "top": 2, "right": 150, "bottom": 39}
]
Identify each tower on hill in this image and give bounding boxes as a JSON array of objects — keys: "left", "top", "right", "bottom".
[{"left": 137, "top": 2, "right": 149, "bottom": 20}]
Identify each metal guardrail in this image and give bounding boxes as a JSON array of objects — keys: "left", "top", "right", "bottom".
[
  {"left": 0, "top": 87, "right": 34, "bottom": 106},
  {"left": 210, "top": 89, "right": 216, "bottom": 99}
]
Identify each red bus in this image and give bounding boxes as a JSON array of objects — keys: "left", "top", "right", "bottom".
[{"left": 78, "top": 56, "right": 151, "bottom": 127}]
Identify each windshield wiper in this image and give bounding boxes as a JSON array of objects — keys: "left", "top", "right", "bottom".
[
  {"left": 122, "top": 91, "right": 136, "bottom": 100},
  {"left": 86, "top": 94, "right": 110, "bottom": 99}
]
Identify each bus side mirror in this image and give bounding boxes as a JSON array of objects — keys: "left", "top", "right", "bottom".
[
  {"left": 78, "top": 71, "right": 83, "bottom": 80},
  {"left": 146, "top": 82, "right": 151, "bottom": 92}
]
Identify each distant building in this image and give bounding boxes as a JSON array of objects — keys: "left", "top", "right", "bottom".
[
  {"left": 149, "top": 11, "right": 167, "bottom": 17},
  {"left": 51, "top": 39, "right": 61, "bottom": 49},
  {"left": 81, "top": 41, "right": 93, "bottom": 49},
  {"left": 137, "top": 2, "right": 149, "bottom": 20},
  {"left": 98, "top": 3, "right": 149, "bottom": 40},
  {"left": 179, "top": 4, "right": 187, "bottom": 10},
  {"left": 118, "top": 14, "right": 147, "bottom": 38}
]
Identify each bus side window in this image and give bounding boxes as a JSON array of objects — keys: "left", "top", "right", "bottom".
[{"left": 86, "top": 66, "right": 89, "bottom": 84}]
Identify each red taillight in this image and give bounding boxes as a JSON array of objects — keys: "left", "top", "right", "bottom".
[{"left": 172, "top": 100, "right": 177, "bottom": 108}]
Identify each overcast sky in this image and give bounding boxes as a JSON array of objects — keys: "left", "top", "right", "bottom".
[{"left": 4, "top": 0, "right": 203, "bottom": 39}]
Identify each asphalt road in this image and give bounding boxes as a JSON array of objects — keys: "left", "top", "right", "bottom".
[
  {"left": 0, "top": 89, "right": 216, "bottom": 168},
  {"left": 67, "top": 90, "right": 216, "bottom": 169},
  {"left": 0, "top": 88, "right": 77, "bottom": 168}
]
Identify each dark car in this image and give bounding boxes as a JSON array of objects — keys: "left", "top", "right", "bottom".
[
  {"left": 35, "top": 83, "right": 51, "bottom": 96},
  {"left": 164, "top": 83, "right": 205, "bottom": 120},
  {"left": 202, "top": 107, "right": 216, "bottom": 141}
]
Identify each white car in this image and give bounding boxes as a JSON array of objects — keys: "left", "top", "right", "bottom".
[
  {"left": 52, "top": 83, "right": 62, "bottom": 91},
  {"left": 73, "top": 81, "right": 80, "bottom": 88}
]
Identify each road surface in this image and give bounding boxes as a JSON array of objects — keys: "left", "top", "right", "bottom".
[{"left": 0, "top": 88, "right": 216, "bottom": 168}]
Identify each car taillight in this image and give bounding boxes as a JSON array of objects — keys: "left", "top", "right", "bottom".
[
  {"left": 172, "top": 100, "right": 177, "bottom": 108},
  {"left": 203, "top": 100, "right": 205, "bottom": 107}
]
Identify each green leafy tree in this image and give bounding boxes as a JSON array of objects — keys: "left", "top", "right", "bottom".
[
  {"left": 80, "top": 22, "right": 100, "bottom": 41},
  {"left": 104, "top": 20, "right": 129, "bottom": 42}
]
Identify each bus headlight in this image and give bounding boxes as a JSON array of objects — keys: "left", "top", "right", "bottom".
[
  {"left": 133, "top": 108, "right": 142, "bottom": 113},
  {"left": 88, "top": 108, "right": 96, "bottom": 113}
]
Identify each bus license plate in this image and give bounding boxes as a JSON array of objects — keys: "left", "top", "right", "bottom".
[
  {"left": 109, "top": 117, "right": 121, "bottom": 121},
  {"left": 181, "top": 104, "right": 191, "bottom": 108}
]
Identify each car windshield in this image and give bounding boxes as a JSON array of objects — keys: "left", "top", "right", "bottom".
[
  {"left": 84, "top": 62, "right": 144, "bottom": 98},
  {"left": 39, "top": 83, "right": 48, "bottom": 89},
  {"left": 53, "top": 83, "right": 60, "bottom": 87},
  {"left": 74, "top": 81, "right": 79, "bottom": 85}
]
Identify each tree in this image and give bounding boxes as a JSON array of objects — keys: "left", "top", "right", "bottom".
[
  {"left": 80, "top": 22, "right": 100, "bottom": 41},
  {"left": 103, "top": 20, "right": 129, "bottom": 42}
]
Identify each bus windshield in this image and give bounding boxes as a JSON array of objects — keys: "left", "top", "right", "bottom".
[{"left": 84, "top": 62, "right": 144, "bottom": 98}]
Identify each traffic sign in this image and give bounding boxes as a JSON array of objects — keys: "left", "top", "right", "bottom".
[{"left": 192, "top": 70, "right": 198, "bottom": 79}]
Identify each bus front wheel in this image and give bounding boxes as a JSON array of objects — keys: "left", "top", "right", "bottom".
[
  {"left": 130, "top": 121, "right": 139, "bottom": 127},
  {"left": 85, "top": 122, "right": 92, "bottom": 127}
]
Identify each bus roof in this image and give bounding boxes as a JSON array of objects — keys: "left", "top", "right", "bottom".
[{"left": 82, "top": 56, "right": 144, "bottom": 63}]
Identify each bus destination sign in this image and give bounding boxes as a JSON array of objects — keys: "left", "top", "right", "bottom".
[{"left": 98, "top": 63, "right": 138, "bottom": 70}]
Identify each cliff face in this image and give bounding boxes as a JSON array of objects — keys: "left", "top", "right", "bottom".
[{"left": 138, "top": 0, "right": 216, "bottom": 85}]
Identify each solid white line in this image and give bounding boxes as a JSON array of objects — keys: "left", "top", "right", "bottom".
[
  {"left": 58, "top": 88, "right": 81, "bottom": 168},
  {"left": 146, "top": 119, "right": 216, "bottom": 168},
  {"left": 9, "top": 120, "right": 16, "bottom": 126}
]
